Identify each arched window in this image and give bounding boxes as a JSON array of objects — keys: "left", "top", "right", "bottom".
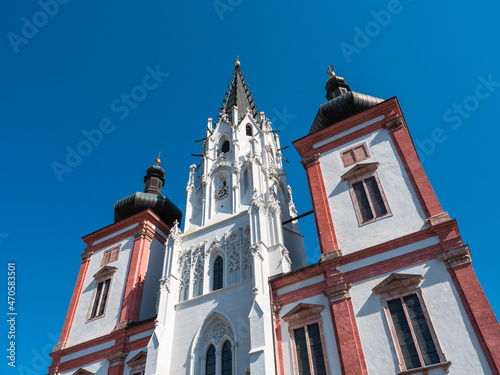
[
  {"left": 206, "top": 345, "right": 216, "bottom": 375},
  {"left": 222, "top": 341, "right": 232, "bottom": 375},
  {"left": 213, "top": 256, "right": 223, "bottom": 290},
  {"left": 246, "top": 125, "right": 252, "bottom": 136},
  {"left": 221, "top": 140, "right": 230, "bottom": 153}
]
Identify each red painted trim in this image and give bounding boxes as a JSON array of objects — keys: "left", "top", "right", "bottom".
[
  {"left": 58, "top": 258, "right": 91, "bottom": 346},
  {"left": 293, "top": 98, "right": 400, "bottom": 158},
  {"left": 82, "top": 209, "right": 170, "bottom": 249},
  {"left": 108, "top": 365, "right": 125, "bottom": 375},
  {"left": 275, "top": 243, "right": 451, "bottom": 307},
  {"left": 448, "top": 264, "right": 500, "bottom": 375},
  {"left": 389, "top": 127, "right": 443, "bottom": 218},
  {"left": 328, "top": 298, "right": 368, "bottom": 375},
  {"left": 49, "top": 320, "right": 154, "bottom": 373},
  {"left": 57, "top": 336, "right": 150, "bottom": 373},
  {"left": 271, "top": 220, "right": 460, "bottom": 291},
  {"left": 272, "top": 291, "right": 285, "bottom": 375},
  {"left": 304, "top": 158, "right": 339, "bottom": 254}
]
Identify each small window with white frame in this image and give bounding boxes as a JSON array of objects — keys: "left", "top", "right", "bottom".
[
  {"left": 282, "top": 303, "right": 331, "bottom": 375},
  {"left": 372, "top": 273, "right": 450, "bottom": 374},
  {"left": 341, "top": 162, "right": 391, "bottom": 226},
  {"left": 87, "top": 266, "right": 116, "bottom": 321}
]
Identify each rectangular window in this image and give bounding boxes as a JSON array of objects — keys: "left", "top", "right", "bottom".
[
  {"left": 89, "top": 278, "right": 111, "bottom": 320},
  {"left": 101, "top": 245, "right": 120, "bottom": 267},
  {"left": 387, "top": 294, "right": 440, "bottom": 370},
  {"left": 341, "top": 143, "right": 370, "bottom": 167},
  {"left": 351, "top": 175, "right": 390, "bottom": 225},
  {"left": 293, "top": 323, "right": 327, "bottom": 375}
]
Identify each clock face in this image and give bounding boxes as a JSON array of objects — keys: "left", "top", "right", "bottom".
[{"left": 215, "top": 185, "right": 229, "bottom": 201}]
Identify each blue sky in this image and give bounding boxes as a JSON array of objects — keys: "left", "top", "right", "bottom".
[{"left": 1, "top": 0, "right": 499, "bottom": 373}]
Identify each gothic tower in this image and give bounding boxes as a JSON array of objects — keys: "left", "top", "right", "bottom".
[{"left": 145, "top": 59, "right": 306, "bottom": 374}]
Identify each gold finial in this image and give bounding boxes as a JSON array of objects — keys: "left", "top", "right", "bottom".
[
  {"left": 235, "top": 56, "right": 240, "bottom": 67},
  {"left": 327, "top": 65, "right": 335, "bottom": 78},
  {"left": 155, "top": 152, "right": 161, "bottom": 166}
]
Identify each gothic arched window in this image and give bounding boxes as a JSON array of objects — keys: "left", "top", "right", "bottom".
[
  {"left": 222, "top": 341, "right": 232, "bottom": 375},
  {"left": 206, "top": 345, "right": 216, "bottom": 375},
  {"left": 222, "top": 140, "right": 230, "bottom": 153},
  {"left": 246, "top": 125, "right": 252, "bottom": 136},
  {"left": 213, "top": 256, "right": 223, "bottom": 291}
]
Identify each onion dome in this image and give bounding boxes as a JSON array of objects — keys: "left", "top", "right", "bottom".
[
  {"left": 114, "top": 157, "right": 182, "bottom": 227},
  {"left": 309, "top": 65, "right": 384, "bottom": 134}
]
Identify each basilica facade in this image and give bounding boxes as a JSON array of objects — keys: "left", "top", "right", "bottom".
[{"left": 48, "top": 61, "right": 500, "bottom": 375}]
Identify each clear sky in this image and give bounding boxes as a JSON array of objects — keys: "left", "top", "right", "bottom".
[{"left": 1, "top": 0, "right": 499, "bottom": 373}]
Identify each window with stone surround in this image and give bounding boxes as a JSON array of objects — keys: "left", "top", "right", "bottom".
[
  {"left": 341, "top": 162, "right": 391, "bottom": 226},
  {"left": 373, "top": 274, "right": 450, "bottom": 374},
  {"left": 341, "top": 142, "right": 370, "bottom": 167},
  {"left": 282, "top": 303, "right": 331, "bottom": 375},
  {"left": 127, "top": 351, "right": 146, "bottom": 375},
  {"left": 100, "top": 245, "right": 120, "bottom": 267},
  {"left": 87, "top": 266, "right": 116, "bottom": 321}
]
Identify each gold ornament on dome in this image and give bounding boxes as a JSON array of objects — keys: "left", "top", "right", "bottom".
[
  {"left": 156, "top": 152, "right": 161, "bottom": 166},
  {"left": 327, "top": 65, "right": 335, "bottom": 78}
]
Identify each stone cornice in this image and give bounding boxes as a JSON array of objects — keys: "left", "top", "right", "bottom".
[
  {"left": 107, "top": 351, "right": 129, "bottom": 367},
  {"left": 437, "top": 245, "right": 471, "bottom": 268},
  {"left": 324, "top": 282, "right": 352, "bottom": 303},
  {"left": 133, "top": 226, "right": 155, "bottom": 242},
  {"left": 301, "top": 153, "right": 321, "bottom": 168},
  {"left": 382, "top": 116, "right": 403, "bottom": 132}
]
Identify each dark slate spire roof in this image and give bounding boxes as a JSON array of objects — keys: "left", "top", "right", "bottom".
[
  {"left": 218, "top": 58, "right": 261, "bottom": 122},
  {"left": 114, "top": 163, "right": 182, "bottom": 227},
  {"left": 309, "top": 68, "right": 384, "bottom": 134}
]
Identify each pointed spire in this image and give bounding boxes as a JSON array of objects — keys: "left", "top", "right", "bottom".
[{"left": 218, "top": 57, "right": 261, "bottom": 122}]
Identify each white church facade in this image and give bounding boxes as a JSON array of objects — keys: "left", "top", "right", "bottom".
[{"left": 48, "top": 61, "right": 500, "bottom": 375}]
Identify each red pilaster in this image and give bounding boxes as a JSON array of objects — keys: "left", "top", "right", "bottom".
[
  {"left": 387, "top": 120, "right": 444, "bottom": 219},
  {"left": 57, "top": 250, "right": 93, "bottom": 349},
  {"left": 324, "top": 283, "right": 367, "bottom": 375},
  {"left": 272, "top": 302, "right": 285, "bottom": 375},
  {"left": 107, "top": 351, "right": 128, "bottom": 375},
  {"left": 440, "top": 247, "right": 500, "bottom": 375},
  {"left": 118, "top": 222, "right": 155, "bottom": 324},
  {"left": 302, "top": 153, "right": 339, "bottom": 254}
]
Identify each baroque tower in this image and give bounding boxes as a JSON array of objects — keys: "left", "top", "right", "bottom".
[{"left": 145, "top": 59, "right": 306, "bottom": 374}]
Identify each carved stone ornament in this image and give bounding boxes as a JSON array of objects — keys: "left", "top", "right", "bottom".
[
  {"left": 301, "top": 153, "right": 321, "bottom": 168},
  {"left": 107, "top": 351, "right": 129, "bottom": 367},
  {"left": 133, "top": 226, "right": 155, "bottom": 241},
  {"left": 204, "top": 322, "right": 234, "bottom": 346},
  {"left": 382, "top": 116, "right": 403, "bottom": 132},
  {"left": 281, "top": 246, "right": 292, "bottom": 265},
  {"left": 437, "top": 245, "right": 471, "bottom": 268},
  {"left": 249, "top": 189, "right": 265, "bottom": 213},
  {"left": 81, "top": 251, "right": 93, "bottom": 263},
  {"left": 323, "top": 282, "right": 352, "bottom": 303},
  {"left": 250, "top": 244, "right": 263, "bottom": 260},
  {"left": 159, "top": 276, "right": 170, "bottom": 293}
]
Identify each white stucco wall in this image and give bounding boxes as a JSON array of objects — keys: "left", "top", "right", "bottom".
[
  {"left": 350, "top": 259, "right": 492, "bottom": 375},
  {"left": 319, "top": 129, "right": 427, "bottom": 254},
  {"left": 68, "top": 237, "right": 133, "bottom": 346},
  {"left": 139, "top": 237, "right": 165, "bottom": 321},
  {"left": 168, "top": 280, "right": 254, "bottom": 374}
]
